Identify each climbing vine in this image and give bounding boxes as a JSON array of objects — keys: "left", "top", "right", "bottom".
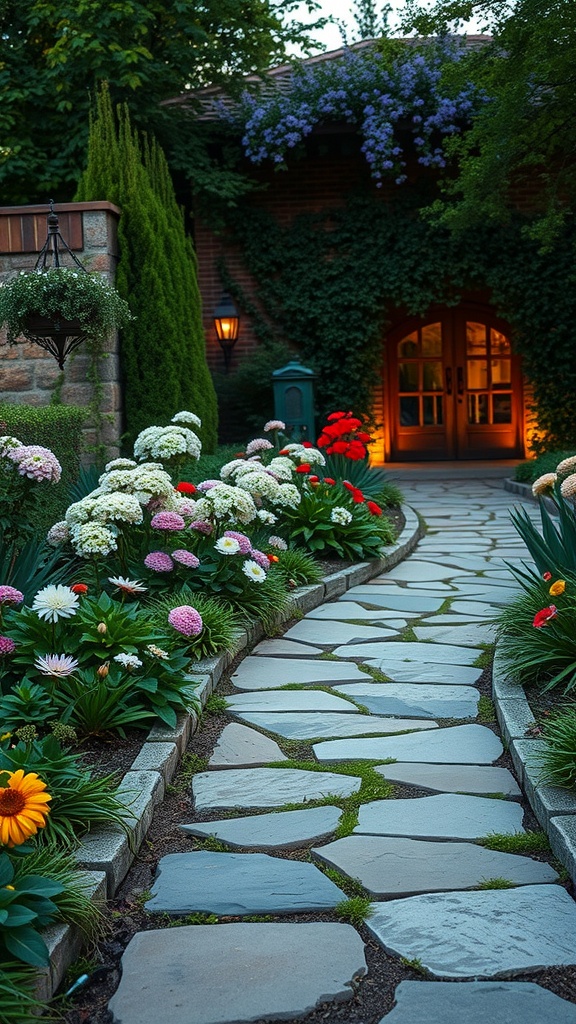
[{"left": 224, "top": 193, "right": 576, "bottom": 450}]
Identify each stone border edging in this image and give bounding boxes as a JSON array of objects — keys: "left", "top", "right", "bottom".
[
  {"left": 41, "top": 503, "right": 422, "bottom": 1000},
  {"left": 492, "top": 648, "right": 576, "bottom": 885},
  {"left": 503, "top": 477, "right": 557, "bottom": 513}
]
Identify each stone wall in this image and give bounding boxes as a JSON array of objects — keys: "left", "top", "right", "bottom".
[{"left": 0, "top": 202, "right": 122, "bottom": 456}]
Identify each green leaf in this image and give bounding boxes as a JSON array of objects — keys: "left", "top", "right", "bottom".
[{"left": 4, "top": 926, "right": 50, "bottom": 967}]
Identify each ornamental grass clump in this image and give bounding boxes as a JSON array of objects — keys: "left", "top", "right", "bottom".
[
  {"left": 148, "top": 589, "right": 241, "bottom": 661},
  {"left": 535, "top": 706, "right": 576, "bottom": 789},
  {"left": 511, "top": 453, "right": 576, "bottom": 577}
]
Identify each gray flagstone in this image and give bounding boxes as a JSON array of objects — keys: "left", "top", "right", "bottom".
[
  {"left": 231, "top": 657, "right": 367, "bottom": 690},
  {"left": 226, "top": 689, "right": 362, "bottom": 713},
  {"left": 208, "top": 723, "right": 287, "bottom": 768},
  {"left": 180, "top": 806, "right": 343, "bottom": 850},
  {"left": 354, "top": 792, "right": 524, "bottom": 840},
  {"left": 374, "top": 762, "right": 521, "bottom": 797},
  {"left": 252, "top": 638, "right": 324, "bottom": 656},
  {"left": 333, "top": 641, "right": 482, "bottom": 664},
  {"left": 232, "top": 711, "right": 438, "bottom": 740},
  {"left": 313, "top": 724, "right": 503, "bottom": 764},
  {"left": 364, "top": 661, "right": 483, "bottom": 685},
  {"left": 283, "top": 620, "right": 399, "bottom": 645},
  {"left": 192, "top": 767, "right": 362, "bottom": 811},
  {"left": 379, "top": 981, "right": 576, "bottom": 1024},
  {"left": 332, "top": 682, "right": 480, "bottom": 719}
]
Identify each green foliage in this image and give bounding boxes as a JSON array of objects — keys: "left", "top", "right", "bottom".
[
  {"left": 476, "top": 877, "right": 516, "bottom": 889},
  {"left": 0, "top": 0, "right": 324, "bottom": 205},
  {"left": 322, "top": 454, "right": 403, "bottom": 506},
  {"left": 0, "top": 960, "right": 49, "bottom": 1024},
  {"left": 273, "top": 547, "right": 324, "bottom": 587},
  {"left": 514, "top": 451, "right": 574, "bottom": 484},
  {"left": 225, "top": 197, "right": 576, "bottom": 450},
  {"left": 478, "top": 831, "right": 550, "bottom": 854},
  {"left": 477, "top": 696, "right": 496, "bottom": 723},
  {"left": 0, "top": 402, "right": 86, "bottom": 535},
  {"left": 0, "top": 735, "right": 128, "bottom": 846},
  {"left": 510, "top": 481, "right": 576, "bottom": 576},
  {"left": 496, "top": 573, "right": 576, "bottom": 693},
  {"left": 10, "top": 845, "right": 104, "bottom": 940},
  {"left": 536, "top": 705, "right": 576, "bottom": 789},
  {"left": 280, "top": 482, "right": 396, "bottom": 560},
  {"left": 336, "top": 896, "right": 373, "bottom": 925},
  {"left": 148, "top": 588, "right": 241, "bottom": 661},
  {"left": 0, "top": 848, "right": 63, "bottom": 967},
  {"left": 320, "top": 866, "right": 366, "bottom": 899},
  {"left": 75, "top": 87, "right": 218, "bottom": 449}
]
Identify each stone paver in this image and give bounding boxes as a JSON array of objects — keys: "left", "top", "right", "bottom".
[
  {"left": 252, "top": 638, "right": 324, "bottom": 656},
  {"left": 354, "top": 792, "right": 524, "bottom": 840},
  {"left": 313, "top": 835, "right": 557, "bottom": 896},
  {"left": 180, "top": 806, "right": 342, "bottom": 849},
  {"left": 208, "top": 723, "right": 287, "bottom": 767},
  {"left": 332, "top": 682, "right": 479, "bottom": 719},
  {"left": 233, "top": 711, "right": 438, "bottom": 740},
  {"left": 192, "top": 767, "right": 361, "bottom": 811},
  {"left": 283, "top": 620, "right": 400, "bottom": 645},
  {"left": 413, "top": 624, "right": 497, "bottom": 646},
  {"left": 368, "top": 660, "right": 484, "bottom": 685},
  {"left": 384, "top": 561, "right": 475, "bottom": 581},
  {"left": 333, "top": 640, "right": 482, "bottom": 664},
  {"left": 227, "top": 690, "right": 360, "bottom": 713},
  {"left": 375, "top": 762, "right": 521, "bottom": 797},
  {"left": 366, "top": 885, "right": 576, "bottom": 978},
  {"left": 313, "top": 724, "right": 503, "bottom": 764},
  {"left": 145, "top": 851, "right": 346, "bottom": 915},
  {"left": 231, "top": 657, "right": 367, "bottom": 689},
  {"left": 306, "top": 601, "right": 409, "bottom": 622},
  {"left": 109, "top": 923, "right": 367, "bottom": 1024},
  {"left": 379, "top": 981, "right": 576, "bottom": 1024},
  {"left": 342, "top": 590, "right": 445, "bottom": 613}
]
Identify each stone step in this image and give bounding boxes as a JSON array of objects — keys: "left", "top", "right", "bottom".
[
  {"left": 192, "top": 766, "right": 361, "bottom": 812},
  {"left": 354, "top": 792, "right": 524, "bottom": 840},
  {"left": 379, "top": 981, "right": 576, "bottom": 1024},
  {"left": 180, "top": 806, "right": 342, "bottom": 850}
]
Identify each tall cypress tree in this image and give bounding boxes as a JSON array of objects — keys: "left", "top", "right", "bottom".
[{"left": 75, "top": 85, "right": 218, "bottom": 450}]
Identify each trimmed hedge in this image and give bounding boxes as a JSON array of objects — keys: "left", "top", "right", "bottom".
[{"left": 0, "top": 403, "right": 86, "bottom": 533}]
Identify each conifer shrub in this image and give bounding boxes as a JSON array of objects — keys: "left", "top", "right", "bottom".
[{"left": 75, "top": 86, "right": 217, "bottom": 451}]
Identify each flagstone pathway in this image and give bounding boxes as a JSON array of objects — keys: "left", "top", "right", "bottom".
[{"left": 108, "top": 480, "right": 576, "bottom": 1024}]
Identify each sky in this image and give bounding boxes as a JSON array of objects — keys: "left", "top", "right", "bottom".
[{"left": 291, "top": 1, "right": 484, "bottom": 54}]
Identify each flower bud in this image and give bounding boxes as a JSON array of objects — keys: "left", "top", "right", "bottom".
[
  {"left": 97, "top": 622, "right": 107, "bottom": 635},
  {"left": 97, "top": 662, "right": 109, "bottom": 678}
]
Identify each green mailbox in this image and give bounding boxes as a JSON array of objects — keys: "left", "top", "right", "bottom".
[{"left": 272, "top": 360, "right": 316, "bottom": 442}]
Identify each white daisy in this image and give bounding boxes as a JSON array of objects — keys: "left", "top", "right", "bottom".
[
  {"left": 214, "top": 536, "right": 241, "bottom": 555},
  {"left": 108, "top": 576, "right": 148, "bottom": 595},
  {"left": 34, "top": 653, "right": 79, "bottom": 677},
  {"left": 32, "top": 585, "right": 79, "bottom": 623},
  {"left": 242, "top": 559, "right": 267, "bottom": 582}
]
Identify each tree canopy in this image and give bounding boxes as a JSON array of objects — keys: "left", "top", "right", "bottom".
[
  {"left": 401, "top": 0, "right": 576, "bottom": 241},
  {"left": 0, "top": 0, "right": 324, "bottom": 203}
]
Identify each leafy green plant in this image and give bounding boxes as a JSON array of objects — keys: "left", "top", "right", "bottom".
[
  {"left": 496, "top": 573, "right": 576, "bottom": 692},
  {"left": 0, "top": 960, "right": 49, "bottom": 1024},
  {"left": 0, "top": 683, "right": 54, "bottom": 728},
  {"left": 11, "top": 845, "right": 104, "bottom": 941},
  {"left": 335, "top": 896, "right": 373, "bottom": 926},
  {"left": 322, "top": 453, "right": 403, "bottom": 504},
  {"left": 0, "top": 849, "right": 63, "bottom": 966},
  {"left": 514, "top": 450, "right": 573, "bottom": 484},
  {"left": 0, "top": 735, "right": 129, "bottom": 845},
  {"left": 510, "top": 483, "right": 576, "bottom": 576},
  {"left": 478, "top": 831, "right": 550, "bottom": 854},
  {"left": 476, "top": 877, "right": 516, "bottom": 889},
  {"left": 535, "top": 705, "right": 576, "bottom": 788},
  {"left": 273, "top": 547, "right": 323, "bottom": 587},
  {"left": 280, "top": 483, "right": 396, "bottom": 560},
  {"left": 148, "top": 588, "right": 241, "bottom": 661}
]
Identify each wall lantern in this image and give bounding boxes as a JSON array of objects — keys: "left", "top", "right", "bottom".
[{"left": 213, "top": 292, "right": 239, "bottom": 372}]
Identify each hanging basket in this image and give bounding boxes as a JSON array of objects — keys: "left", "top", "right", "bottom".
[{"left": 22, "top": 313, "right": 86, "bottom": 338}]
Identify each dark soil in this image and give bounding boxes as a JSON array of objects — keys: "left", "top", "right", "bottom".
[{"left": 60, "top": 657, "right": 576, "bottom": 1024}]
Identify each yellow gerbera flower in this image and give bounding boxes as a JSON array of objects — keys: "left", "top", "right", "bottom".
[
  {"left": 0, "top": 769, "right": 51, "bottom": 847},
  {"left": 549, "top": 580, "right": 566, "bottom": 596}
]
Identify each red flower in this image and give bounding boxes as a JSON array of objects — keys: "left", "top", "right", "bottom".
[
  {"left": 296, "top": 464, "right": 311, "bottom": 473},
  {"left": 327, "top": 411, "right": 348, "bottom": 421},
  {"left": 308, "top": 475, "right": 319, "bottom": 483},
  {"left": 352, "top": 489, "right": 364, "bottom": 503},
  {"left": 71, "top": 583, "right": 88, "bottom": 594},
  {"left": 367, "top": 501, "right": 383, "bottom": 516},
  {"left": 279, "top": 448, "right": 290, "bottom": 455},
  {"left": 533, "top": 605, "right": 558, "bottom": 628},
  {"left": 542, "top": 571, "right": 552, "bottom": 581},
  {"left": 330, "top": 440, "right": 349, "bottom": 455},
  {"left": 343, "top": 481, "right": 355, "bottom": 493},
  {"left": 317, "top": 434, "right": 330, "bottom": 448},
  {"left": 301, "top": 440, "right": 313, "bottom": 448},
  {"left": 356, "top": 432, "right": 373, "bottom": 444},
  {"left": 267, "top": 554, "right": 279, "bottom": 563},
  {"left": 324, "top": 477, "right": 335, "bottom": 485},
  {"left": 176, "top": 482, "right": 196, "bottom": 495}
]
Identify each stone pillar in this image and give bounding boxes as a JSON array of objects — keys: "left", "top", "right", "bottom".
[{"left": 0, "top": 201, "right": 122, "bottom": 457}]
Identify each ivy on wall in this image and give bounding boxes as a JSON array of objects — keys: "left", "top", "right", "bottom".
[{"left": 225, "top": 193, "right": 576, "bottom": 450}]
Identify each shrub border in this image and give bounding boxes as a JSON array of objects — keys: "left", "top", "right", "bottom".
[{"left": 38, "top": 503, "right": 423, "bottom": 1001}]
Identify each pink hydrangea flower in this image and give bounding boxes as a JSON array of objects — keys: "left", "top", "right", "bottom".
[
  {"left": 246, "top": 438, "right": 274, "bottom": 456},
  {"left": 250, "top": 549, "right": 270, "bottom": 570},
  {"left": 264, "top": 420, "right": 286, "bottom": 432},
  {"left": 168, "top": 605, "right": 203, "bottom": 637},
  {"left": 0, "top": 586, "right": 24, "bottom": 605},
  {"left": 7, "top": 445, "right": 61, "bottom": 483},
  {"left": 172, "top": 549, "right": 200, "bottom": 568},
  {"left": 0, "top": 636, "right": 16, "bottom": 655},
  {"left": 223, "top": 530, "right": 252, "bottom": 554},
  {"left": 144, "top": 551, "right": 174, "bottom": 572},
  {"left": 189, "top": 520, "right": 213, "bottom": 535},
  {"left": 150, "top": 511, "right": 186, "bottom": 531},
  {"left": 196, "top": 480, "right": 220, "bottom": 492}
]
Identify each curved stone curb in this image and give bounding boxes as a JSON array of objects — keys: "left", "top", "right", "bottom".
[
  {"left": 503, "top": 478, "right": 556, "bottom": 512},
  {"left": 492, "top": 648, "right": 576, "bottom": 885},
  {"left": 43, "top": 504, "right": 421, "bottom": 1001}
]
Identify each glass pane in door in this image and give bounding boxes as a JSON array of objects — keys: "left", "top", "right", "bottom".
[
  {"left": 421, "top": 323, "right": 442, "bottom": 356},
  {"left": 466, "top": 322, "right": 487, "bottom": 354}
]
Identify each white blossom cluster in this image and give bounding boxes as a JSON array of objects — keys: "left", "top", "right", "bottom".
[
  {"left": 280, "top": 443, "right": 326, "bottom": 466},
  {"left": 72, "top": 522, "right": 118, "bottom": 557},
  {"left": 331, "top": 506, "right": 353, "bottom": 526},
  {"left": 236, "top": 470, "right": 281, "bottom": 501},
  {"left": 134, "top": 422, "right": 201, "bottom": 463},
  {"left": 194, "top": 483, "right": 258, "bottom": 525}
]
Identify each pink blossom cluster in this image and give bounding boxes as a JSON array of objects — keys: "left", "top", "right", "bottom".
[
  {"left": 223, "top": 530, "right": 252, "bottom": 554},
  {"left": 189, "top": 520, "right": 213, "bottom": 535},
  {"left": 172, "top": 549, "right": 200, "bottom": 568},
  {"left": 0, "top": 586, "right": 24, "bottom": 605},
  {"left": 6, "top": 444, "right": 62, "bottom": 483},
  {"left": 250, "top": 549, "right": 270, "bottom": 570},
  {"left": 168, "top": 605, "right": 203, "bottom": 637},
  {"left": 144, "top": 551, "right": 174, "bottom": 572},
  {"left": 150, "top": 511, "right": 186, "bottom": 531},
  {"left": 0, "top": 636, "right": 16, "bottom": 655}
]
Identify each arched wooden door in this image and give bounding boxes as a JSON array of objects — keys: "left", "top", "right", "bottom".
[{"left": 386, "top": 307, "right": 524, "bottom": 460}]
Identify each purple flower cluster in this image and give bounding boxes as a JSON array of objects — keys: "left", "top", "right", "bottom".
[
  {"left": 144, "top": 551, "right": 174, "bottom": 572},
  {"left": 227, "top": 41, "right": 487, "bottom": 186},
  {"left": 172, "top": 549, "right": 200, "bottom": 568},
  {"left": 151, "top": 511, "right": 186, "bottom": 531},
  {"left": 223, "top": 530, "right": 252, "bottom": 554},
  {"left": 0, "top": 636, "right": 15, "bottom": 655},
  {"left": 0, "top": 586, "right": 24, "bottom": 605}
]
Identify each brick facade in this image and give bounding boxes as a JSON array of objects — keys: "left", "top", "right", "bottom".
[{"left": 0, "top": 202, "right": 122, "bottom": 455}]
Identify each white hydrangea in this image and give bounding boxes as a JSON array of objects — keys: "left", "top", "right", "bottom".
[
  {"left": 0, "top": 435, "right": 22, "bottom": 456},
  {"left": 71, "top": 522, "right": 118, "bottom": 557},
  {"left": 46, "top": 520, "right": 71, "bottom": 546},
  {"left": 131, "top": 466, "right": 175, "bottom": 503},
  {"left": 257, "top": 509, "right": 278, "bottom": 525},
  {"left": 280, "top": 443, "right": 325, "bottom": 466},
  {"left": 91, "top": 492, "right": 144, "bottom": 525},
  {"left": 65, "top": 497, "right": 100, "bottom": 527},
  {"left": 204, "top": 483, "right": 258, "bottom": 524},
  {"left": 98, "top": 468, "right": 135, "bottom": 493},
  {"left": 134, "top": 424, "right": 201, "bottom": 462},
  {"left": 104, "top": 458, "right": 138, "bottom": 472},
  {"left": 220, "top": 459, "right": 254, "bottom": 480},
  {"left": 272, "top": 483, "right": 301, "bottom": 509},
  {"left": 236, "top": 471, "right": 281, "bottom": 501},
  {"left": 191, "top": 497, "right": 213, "bottom": 521},
  {"left": 267, "top": 457, "right": 295, "bottom": 481},
  {"left": 331, "top": 506, "right": 353, "bottom": 526},
  {"left": 172, "top": 411, "right": 202, "bottom": 428}
]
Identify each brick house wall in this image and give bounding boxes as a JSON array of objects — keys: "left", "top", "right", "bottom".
[{"left": 0, "top": 202, "right": 122, "bottom": 454}]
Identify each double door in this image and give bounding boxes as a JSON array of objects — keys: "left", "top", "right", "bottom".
[{"left": 387, "top": 309, "right": 523, "bottom": 460}]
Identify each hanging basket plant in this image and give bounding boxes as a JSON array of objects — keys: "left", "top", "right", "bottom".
[{"left": 0, "top": 267, "right": 133, "bottom": 346}]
